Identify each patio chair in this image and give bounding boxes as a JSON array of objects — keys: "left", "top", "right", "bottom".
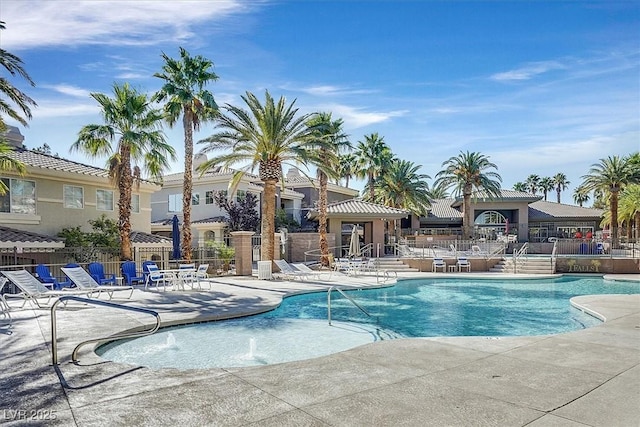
[
  {"left": 432, "top": 257, "right": 446, "bottom": 272},
  {"left": 87, "top": 262, "right": 117, "bottom": 286},
  {"left": 291, "top": 263, "right": 323, "bottom": 280},
  {"left": 35, "top": 264, "right": 71, "bottom": 290},
  {"left": 457, "top": 257, "right": 471, "bottom": 272},
  {"left": 144, "top": 264, "right": 171, "bottom": 290},
  {"left": 195, "top": 264, "right": 210, "bottom": 279},
  {"left": 273, "top": 259, "right": 312, "bottom": 281},
  {"left": 121, "top": 261, "right": 144, "bottom": 286},
  {"left": 62, "top": 266, "right": 133, "bottom": 299},
  {"left": 469, "top": 245, "right": 487, "bottom": 257},
  {"left": 1, "top": 270, "right": 87, "bottom": 308},
  {"left": 142, "top": 260, "right": 157, "bottom": 283}
]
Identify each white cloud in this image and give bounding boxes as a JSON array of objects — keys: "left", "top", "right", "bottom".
[
  {"left": 40, "top": 84, "right": 92, "bottom": 98},
  {"left": 32, "top": 100, "right": 99, "bottom": 119},
  {"left": 298, "top": 85, "right": 377, "bottom": 96},
  {"left": 491, "top": 61, "right": 566, "bottom": 81},
  {"left": 320, "top": 104, "right": 408, "bottom": 129},
  {"left": 1, "top": 0, "right": 253, "bottom": 50}
]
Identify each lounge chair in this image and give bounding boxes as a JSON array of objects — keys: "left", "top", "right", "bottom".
[
  {"left": 195, "top": 264, "right": 210, "bottom": 280},
  {"left": 1, "top": 270, "right": 87, "bottom": 308},
  {"left": 470, "top": 245, "right": 487, "bottom": 257},
  {"left": 457, "top": 257, "right": 471, "bottom": 272},
  {"left": 0, "top": 278, "right": 12, "bottom": 324},
  {"left": 121, "top": 261, "right": 144, "bottom": 286},
  {"left": 35, "top": 264, "right": 71, "bottom": 290},
  {"left": 291, "top": 263, "right": 323, "bottom": 280},
  {"left": 87, "top": 262, "right": 117, "bottom": 286},
  {"left": 62, "top": 266, "right": 133, "bottom": 299},
  {"left": 142, "top": 260, "right": 157, "bottom": 283},
  {"left": 273, "top": 259, "right": 312, "bottom": 281},
  {"left": 432, "top": 257, "right": 446, "bottom": 272}
]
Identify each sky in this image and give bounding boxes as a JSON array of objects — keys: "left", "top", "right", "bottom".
[{"left": 2, "top": 0, "right": 639, "bottom": 204}]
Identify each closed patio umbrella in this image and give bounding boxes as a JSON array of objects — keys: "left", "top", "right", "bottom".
[
  {"left": 172, "top": 215, "right": 181, "bottom": 260},
  {"left": 348, "top": 225, "right": 361, "bottom": 258}
]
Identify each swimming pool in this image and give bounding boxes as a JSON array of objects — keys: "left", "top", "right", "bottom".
[{"left": 97, "top": 276, "right": 639, "bottom": 369}]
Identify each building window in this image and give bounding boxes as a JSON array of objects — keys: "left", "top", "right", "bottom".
[
  {"left": 64, "top": 185, "right": 84, "bottom": 209},
  {"left": 131, "top": 194, "right": 140, "bottom": 213},
  {"left": 0, "top": 178, "right": 36, "bottom": 214},
  {"left": 192, "top": 193, "right": 200, "bottom": 206},
  {"left": 168, "top": 194, "right": 182, "bottom": 212},
  {"left": 205, "top": 190, "right": 215, "bottom": 204},
  {"left": 96, "top": 189, "right": 114, "bottom": 211}
]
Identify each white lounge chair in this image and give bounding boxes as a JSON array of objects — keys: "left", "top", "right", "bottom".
[
  {"left": 144, "top": 264, "right": 172, "bottom": 290},
  {"left": 61, "top": 266, "right": 133, "bottom": 299},
  {"left": 0, "top": 278, "right": 12, "bottom": 324},
  {"left": 432, "top": 258, "right": 446, "bottom": 272},
  {"left": 273, "top": 259, "right": 312, "bottom": 281},
  {"left": 457, "top": 257, "right": 471, "bottom": 272},
  {"left": 291, "top": 263, "right": 323, "bottom": 280},
  {"left": 1, "top": 270, "right": 88, "bottom": 308}
]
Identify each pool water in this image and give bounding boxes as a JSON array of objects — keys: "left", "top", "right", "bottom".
[{"left": 97, "top": 276, "right": 638, "bottom": 369}]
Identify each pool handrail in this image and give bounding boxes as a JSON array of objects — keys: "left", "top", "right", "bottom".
[
  {"left": 50, "top": 296, "right": 161, "bottom": 365},
  {"left": 327, "top": 286, "right": 371, "bottom": 325}
]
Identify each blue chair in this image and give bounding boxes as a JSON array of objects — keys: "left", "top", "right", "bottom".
[
  {"left": 88, "top": 262, "right": 116, "bottom": 286},
  {"left": 35, "top": 264, "right": 71, "bottom": 290},
  {"left": 121, "top": 261, "right": 144, "bottom": 285},
  {"left": 142, "top": 260, "right": 157, "bottom": 283}
]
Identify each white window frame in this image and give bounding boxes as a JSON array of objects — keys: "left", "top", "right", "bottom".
[
  {"left": 96, "top": 189, "right": 114, "bottom": 211},
  {"left": 63, "top": 185, "right": 84, "bottom": 209},
  {"left": 0, "top": 178, "right": 37, "bottom": 214},
  {"left": 131, "top": 194, "right": 140, "bottom": 214},
  {"left": 168, "top": 193, "right": 182, "bottom": 213}
]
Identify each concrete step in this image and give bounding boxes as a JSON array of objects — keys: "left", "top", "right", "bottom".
[{"left": 491, "top": 257, "right": 555, "bottom": 274}]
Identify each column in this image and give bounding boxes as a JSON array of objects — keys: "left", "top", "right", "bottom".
[{"left": 231, "top": 231, "right": 254, "bottom": 276}]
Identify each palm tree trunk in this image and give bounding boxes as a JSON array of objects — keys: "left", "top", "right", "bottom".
[
  {"left": 556, "top": 189, "right": 561, "bottom": 203},
  {"left": 118, "top": 143, "right": 133, "bottom": 260},
  {"left": 261, "top": 179, "right": 277, "bottom": 261},
  {"left": 610, "top": 189, "right": 619, "bottom": 248},
  {"left": 368, "top": 172, "right": 375, "bottom": 202},
  {"left": 318, "top": 171, "right": 329, "bottom": 267},
  {"left": 182, "top": 111, "right": 194, "bottom": 262},
  {"left": 463, "top": 188, "right": 473, "bottom": 240}
]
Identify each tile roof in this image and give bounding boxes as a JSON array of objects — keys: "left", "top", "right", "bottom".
[
  {"left": 450, "top": 189, "right": 541, "bottom": 205},
  {"left": 309, "top": 199, "right": 408, "bottom": 218},
  {"left": 7, "top": 147, "right": 110, "bottom": 178},
  {"left": 425, "top": 199, "right": 462, "bottom": 220},
  {"left": 130, "top": 231, "right": 173, "bottom": 245},
  {"left": 0, "top": 225, "right": 65, "bottom": 246},
  {"left": 528, "top": 200, "right": 605, "bottom": 220}
]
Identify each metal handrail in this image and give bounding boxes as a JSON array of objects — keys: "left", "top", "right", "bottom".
[
  {"left": 51, "top": 296, "right": 161, "bottom": 365},
  {"left": 512, "top": 242, "right": 529, "bottom": 273},
  {"left": 327, "top": 286, "right": 371, "bottom": 325}
]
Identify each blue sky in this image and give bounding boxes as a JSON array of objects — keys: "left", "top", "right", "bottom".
[{"left": 2, "top": 0, "right": 639, "bottom": 204}]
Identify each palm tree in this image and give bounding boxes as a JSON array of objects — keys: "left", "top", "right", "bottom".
[
  {"left": 573, "top": 185, "right": 590, "bottom": 207},
  {"left": 0, "top": 21, "right": 37, "bottom": 130},
  {"left": 427, "top": 181, "right": 449, "bottom": 199},
  {"left": 0, "top": 138, "right": 26, "bottom": 194},
  {"left": 539, "top": 177, "right": 554, "bottom": 201},
  {"left": 197, "top": 90, "right": 316, "bottom": 261},
  {"left": 72, "top": 82, "right": 176, "bottom": 260},
  {"left": 435, "top": 151, "right": 502, "bottom": 240},
  {"left": 376, "top": 159, "right": 431, "bottom": 214},
  {"left": 553, "top": 173, "right": 570, "bottom": 204},
  {"left": 618, "top": 184, "right": 640, "bottom": 239},
  {"left": 525, "top": 174, "right": 540, "bottom": 195},
  {"left": 580, "top": 155, "right": 637, "bottom": 247},
  {"left": 306, "top": 113, "right": 351, "bottom": 267},
  {"left": 336, "top": 153, "right": 356, "bottom": 187},
  {"left": 354, "top": 133, "right": 393, "bottom": 202},
  {"left": 512, "top": 182, "right": 528, "bottom": 193},
  {"left": 153, "top": 47, "right": 219, "bottom": 262}
]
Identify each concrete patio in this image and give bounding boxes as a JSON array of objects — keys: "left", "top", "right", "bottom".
[{"left": 1, "top": 272, "right": 638, "bottom": 426}]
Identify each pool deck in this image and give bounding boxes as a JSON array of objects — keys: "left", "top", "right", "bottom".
[{"left": 1, "top": 272, "right": 638, "bottom": 426}]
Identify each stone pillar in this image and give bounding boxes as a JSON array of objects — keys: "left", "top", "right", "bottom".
[{"left": 231, "top": 231, "right": 254, "bottom": 276}]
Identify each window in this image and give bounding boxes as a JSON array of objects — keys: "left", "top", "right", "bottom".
[
  {"left": 131, "top": 194, "right": 140, "bottom": 213},
  {"left": 192, "top": 193, "right": 200, "bottom": 206},
  {"left": 168, "top": 194, "right": 182, "bottom": 212},
  {"left": 64, "top": 185, "right": 84, "bottom": 209},
  {"left": 0, "top": 178, "right": 36, "bottom": 214},
  {"left": 96, "top": 189, "right": 114, "bottom": 211},
  {"left": 205, "top": 190, "right": 215, "bottom": 204},
  {"left": 237, "top": 190, "right": 246, "bottom": 201}
]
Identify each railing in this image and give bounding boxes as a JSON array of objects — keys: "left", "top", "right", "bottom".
[
  {"left": 327, "top": 286, "right": 371, "bottom": 325},
  {"left": 512, "top": 242, "right": 529, "bottom": 274},
  {"left": 50, "top": 296, "right": 161, "bottom": 365}
]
